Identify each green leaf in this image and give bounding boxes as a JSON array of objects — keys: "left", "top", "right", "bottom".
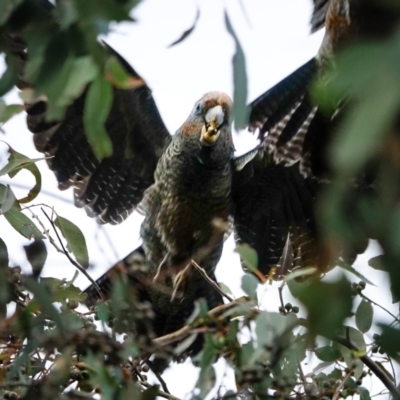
[
  {"left": 312, "top": 361, "right": 335, "bottom": 374},
  {"left": 0, "top": 103, "right": 24, "bottom": 124},
  {"left": 141, "top": 385, "right": 159, "bottom": 400},
  {"left": 241, "top": 274, "right": 258, "bottom": 300},
  {"left": 173, "top": 333, "right": 198, "bottom": 355},
  {"left": 0, "top": 238, "right": 8, "bottom": 269},
  {"left": 255, "top": 311, "right": 297, "bottom": 347},
  {"left": 355, "top": 300, "right": 373, "bottom": 333},
  {"left": 337, "top": 261, "right": 375, "bottom": 286},
  {"left": 359, "top": 388, "right": 371, "bottom": 400},
  {"left": 0, "top": 184, "right": 16, "bottom": 214},
  {"left": 40, "top": 277, "right": 87, "bottom": 304},
  {"left": 339, "top": 343, "right": 353, "bottom": 369},
  {"left": 224, "top": 11, "right": 248, "bottom": 130},
  {"left": 0, "top": 55, "right": 18, "bottom": 97},
  {"left": 54, "top": 216, "right": 89, "bottom": 268},
  {"left": 196, "top": 345, "right": 217, "bottom": 399},
  {"left": 315, "top": 345, "right": 341, "bottom": 362},
  {"left": 235, "top": 244, "right": 258, "bottom": 272},
  {"left": 378, "top": 324, "right": 400, "bottom": 358},
  {"left": 283, "top": 267, "right": 317, "bottom": 283},
  {"left": 218, "top": 282, "right": 232, "bottom": 295},
  {"left": 0, "top": 144, "right": 43, "bottom": 203},
  {"left": 23, "top": 277, "right": 65, "bottom": 331},
  {"left": 329, "top": 42, "right": 400, "bottom": 176},
  {"left": 24, "top": 239, "right": 47, "bottom": 278},
  {"left": 4, "top": 206, "right": 44, "bottom": 240},
  {"left": 0, "top": 238, "right": 9, "bottom": 317},
  {"left": 104, "top": 55, "right": 145, "bottom": 89},
  {"left": 368, "top": 255, "right": 386, "bottom": 271},
  {"left": 62, "top": 56, "right": 98, "bottom": 103},
  {"left": 83, "top": 75, "right": 113, "bottom": 160},
  {"left": 340, "top": 326, "right": 366, "bottom": 351},
  {"left": 296, "top": 276, "right": 353, "bottom": 337}
]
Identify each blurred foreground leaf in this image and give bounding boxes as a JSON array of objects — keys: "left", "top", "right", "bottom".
[{"left": 54, "top": 215, "right": 89, "bottom": 268}]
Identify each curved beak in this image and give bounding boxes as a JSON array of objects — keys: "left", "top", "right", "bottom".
[{"left": 200, "top": 105, "right": 224, "bottom": 146}]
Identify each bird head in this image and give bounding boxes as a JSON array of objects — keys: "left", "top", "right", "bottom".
[{"left": 180, "top": 91, "right": 233, "bottom": 147}]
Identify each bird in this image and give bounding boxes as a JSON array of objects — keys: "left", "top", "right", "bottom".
[
  {"left": 7, "top": 36, "right": 318, "bottom": 342},
  {"left": 10, "top": 0, "right": 391, "bottom": 344}
]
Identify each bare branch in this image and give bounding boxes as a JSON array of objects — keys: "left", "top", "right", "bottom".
[
  {"left": 140, "top": 381, "right": 181, "bottom": 400},
  {"left": 191, "top": 260, "right": 234, "bottom": 302}
]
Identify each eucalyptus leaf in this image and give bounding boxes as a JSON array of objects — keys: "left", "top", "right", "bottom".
[
  {"left": 4, "top": 206, "right": 44, "bottom": 240},
  {"left": 241, "top": 273, "right": 258, "bottom": 300},
  {"left": 0, "top": 184, "right": 16, "bottom": 214},
  {"left": 355, "top": 300, "right": 373, "bottom": 333},
  {"left": 54, "top": 216, "right": 89, "bottom": 268},
  {"left": 368, "top": 255, "right": 386, "bottom": 271},
  {"left": 235, "top": 244, "right": 258, "bottom": 272},
  {"left": 0, "top": 144, "right": 43, "bottom": 203},
  {"left": 315, "top": 345, "right": 341, "bottom": 362},
  {"left": 40, "top": 277, "right": 87, "bottom": 303},
  {"left": 83, "top": 75, "right": 113, "bottom": 160},
  {"left": 224, "top": 11, "right": 248, "bottom": 130},
  {"left": 0, "top": 104, "right": 24, "bottom": 123}
]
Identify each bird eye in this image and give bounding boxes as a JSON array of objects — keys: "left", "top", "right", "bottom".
[{"left": 195, "top": 103, "right": 202, "bottom": 113}]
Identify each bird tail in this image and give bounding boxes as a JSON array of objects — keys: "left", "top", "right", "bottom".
[
  {"left": 83, "top": 246, "right": 149, "bottom": 308},
  {"left": 83, "top": 247, "right": 224, "bottom": 353}
]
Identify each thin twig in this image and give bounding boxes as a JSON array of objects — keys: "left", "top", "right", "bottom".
[
  {"left": 146, "top": 359, "right": 170, "bottom": 394},
  {"left": 0, "top": 180, "right": 73, "bottom": 204},
  {"left": 191, "top": 260, "right": 234, "bottom": 302},
  {"left": 0, "top": 381, "right": 33, "bottom": 388},
  {"left": 140, "top": 381, "right": 181, "bottom": 400},
  {"left": 278, "top": 281, "right": 286, "bottom": 314},
  {"left": 24, "top": 204, "right": 63, "bottom": 252},
  {"left": 153, "top": 299, "right": 252, "bottom": 348},
  {"left": 389, "top": 356, "right": 397, "bottom": 386},
  {"left": 335, "top": 337, "right": 400, "bottom": 399},
  {"left": 332, "top": 369, "right": 352, "bottom": 400},
  {"left": 41, "top": 208, "right": 105, "bottom": 302},
  {"left": 359, "top": 292, "right": 400, "bottom": 323}
]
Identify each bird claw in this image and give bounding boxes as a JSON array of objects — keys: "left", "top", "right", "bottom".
[
  {"left": 170, "top": 262, "right": 192, "bottom": 303},
  {"left": 153, "top": 253, "right": 169, "bottom": 282}
]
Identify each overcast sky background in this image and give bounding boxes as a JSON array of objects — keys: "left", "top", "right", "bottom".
[{"left": 0, "top": 0, "right": 397, "bottom": 398}]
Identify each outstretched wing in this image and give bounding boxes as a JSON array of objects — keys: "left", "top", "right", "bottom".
[
  {"left": 311, "top": 0, "right": 330, "bottom": 33},
  {"left": 232, "top": 146, "right": 321, "bottom": 279},
  {"left": 26, "top": 43, "right": 171, "bottom": 224},
  {"left": 231, "top": 3, "right": 338, "bottom": 278},
  {"left": 247, "top": 58, "right": 336, "bottom": 180}
]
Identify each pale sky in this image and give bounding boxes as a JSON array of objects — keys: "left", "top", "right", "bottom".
[{"left": 0, "top": 1, "right": 396, "bottom": 398}]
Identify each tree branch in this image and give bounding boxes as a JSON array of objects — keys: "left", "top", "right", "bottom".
[
  {"left": 335, "top": 336, "right": 400, "bottom": 399},
  {"left": 153, "top": 298, "right": 254, "bottom": 348},
  {"left": 140, "top": 382, "right": 181, "bottom": 400},
  {"left": 41, "top": 208, "right": 105, "bottom": 302},
  {"left": 191, "top": 260, "right": 234, "bottom": 302}
]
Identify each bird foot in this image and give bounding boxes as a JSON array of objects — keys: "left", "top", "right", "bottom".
[
  {"left": 170, "top": 262, "right": 192, "bottom": 303},
  {"left": 153, "top": 253, "right": 169, "bottom": 282}
]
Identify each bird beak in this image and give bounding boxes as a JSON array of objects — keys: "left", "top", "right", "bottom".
[{"left": 200, "top": 105, "right": 224, "bottom": 146}]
